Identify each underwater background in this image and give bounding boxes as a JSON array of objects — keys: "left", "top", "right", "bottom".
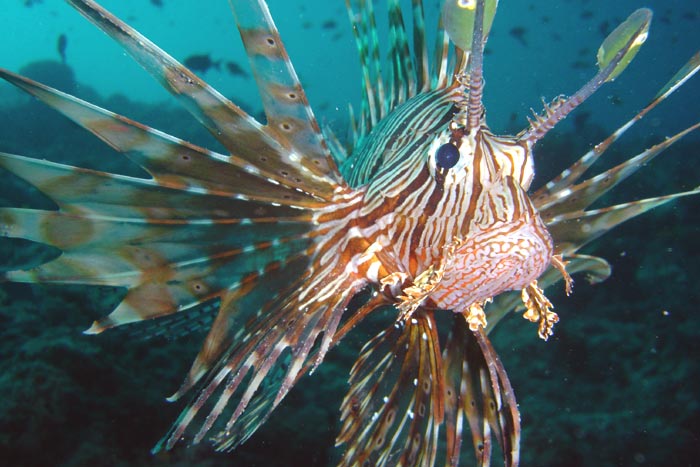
[{"left": 0, "top": 0, "right": 698, "bottom": 466}]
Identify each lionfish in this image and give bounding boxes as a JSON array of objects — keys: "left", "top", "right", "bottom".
[{"left": 1, "top": 0, "right": 698, "bottom": 465}]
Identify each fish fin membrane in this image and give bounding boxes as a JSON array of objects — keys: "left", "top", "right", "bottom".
[
  {"left": 0, "top": 67, "right": 331, "bottom": 207},
  {"left": 232, "top": 0, "right": 339, "bottom": 179},
  {"left": 547, "top": 188, "right": 700, "bottom": 256},
  {"left": 536, "top": 122, "right": 700, "bottom": 219}
]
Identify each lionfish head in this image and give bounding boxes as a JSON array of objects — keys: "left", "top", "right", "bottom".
[
  {"left": 359, "top": 0, "right": 660, "bottom": 332},
  {"left": 362, "top": 0, "right": 546, "bottom": 314},
  {"left": 421, "top": 126, "right": 551, "bottom": 319}
]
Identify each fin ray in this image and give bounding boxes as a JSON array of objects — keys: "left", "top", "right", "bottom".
[
  {"left": 67, "top": 0, "right": 339, "bottom": 198},
  {"left": 548, "top": 189, "right": 700, "bottom": 255},
  {"left": 534, "top": 51, "right": 700, "bottom": 199},
  {"left": 443, "top": 317, "right": 520, "bottom": 467},
  {"left": 0, "top": 68, "right": 328, "bottom": 206},
  {"left": 538, "top": 122, "right": 700, "bottom": 218},
  {"left": 232, "top": 0, "right": 340, "bottom": 181},
  {"left": 156, "top": 272, "right": 360, "bottom": 453},
  {"left": 336, "top": 310, "right": 443, "bottom": 467}
]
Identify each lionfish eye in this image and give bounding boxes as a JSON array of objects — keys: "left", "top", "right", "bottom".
[{"left": 435, "top": 143, "right": 460, "bottom": 169}]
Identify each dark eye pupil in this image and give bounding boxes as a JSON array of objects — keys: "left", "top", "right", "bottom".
[{"left": 435, "top": 143, "right": 459, "bottom": 169}]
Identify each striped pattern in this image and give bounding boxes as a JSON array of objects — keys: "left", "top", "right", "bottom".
[
  {"left": 342, "top": 88, "right": 457, "bottom": 187},
  {"left": 0, "top": 1, "right": 698, "bottom": 467}
]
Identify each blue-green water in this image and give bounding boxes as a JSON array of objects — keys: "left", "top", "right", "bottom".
[
  {"left": 3, "top": 0, "right": 700, "bottom": 137},
  {"left": 0, "top": 1, "right": 698, "bottom": 466}
]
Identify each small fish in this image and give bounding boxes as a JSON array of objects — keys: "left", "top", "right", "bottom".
[
  {"left": 573, "top": 110, "right": 591, "bottom": 130},
  {"left": 225, "top": 60, "right": 248, "bottom": 77},
  {"left": 183, "top": 54, "right": 220, "bottom": 74},
  {"left": 321, "top": 19, "right": 338, "bottom": 30},
  {"left": 57, "top": 34, "right": 67, "bottom": 64},
  {"left": 509, "top": 26, "right": 528, "bottom": 46},
  {"left": 150, "top": 0, "right": 163, "bottom": 7}
]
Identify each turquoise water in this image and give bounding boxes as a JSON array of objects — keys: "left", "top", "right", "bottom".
[
  {"left": 1, "top": 1, "right": 698, "bottom": 466},
  {"left": 3, "top": 0, "right": 699, "bottom": 135}
]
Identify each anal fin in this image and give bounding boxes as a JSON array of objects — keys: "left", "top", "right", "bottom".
[
  {"left": 443, "top": 315, "right": 520, "bottom": 467},
  {"left": 337, "top": 309, "right": 443, "bottom": 467}
]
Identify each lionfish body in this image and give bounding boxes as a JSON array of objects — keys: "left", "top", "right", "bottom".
[{"left": 1, "top": 0, "right": 698, "bottom": 465}]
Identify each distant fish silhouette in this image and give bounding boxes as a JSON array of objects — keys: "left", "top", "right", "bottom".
[
  {"left": 150, "top": 0, "right": 163, "bottom": 7},
  {"left": 225, "top": 61, "right": 248, "bottom": 78},
  {"left": 321, "top": 19, "right": 338, "bottom": 30},
  {"left": 509, "top": 26, "right": 528, "bottom": 46},
  {"left": 57, "top": 34, "right": 68, "bottom": 64},
  {"left": 183, "top": 54, "right": 220, "bottom": 74}
]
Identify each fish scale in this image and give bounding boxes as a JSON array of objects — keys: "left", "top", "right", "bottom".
[{"left": 0, "top": 0, "right": 698, "bottom": 466}]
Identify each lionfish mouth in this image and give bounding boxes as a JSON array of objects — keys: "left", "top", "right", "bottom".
[{"left": 1, "top": 0, "right": 698, "bottom": 466}]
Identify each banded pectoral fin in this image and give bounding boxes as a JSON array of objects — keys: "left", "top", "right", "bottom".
[
  {"left": 443, "top": 313, "right": 520, "bottom": 467},
  {"left": 154, "top": 264, "right": 362, "bottom": 453}
]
